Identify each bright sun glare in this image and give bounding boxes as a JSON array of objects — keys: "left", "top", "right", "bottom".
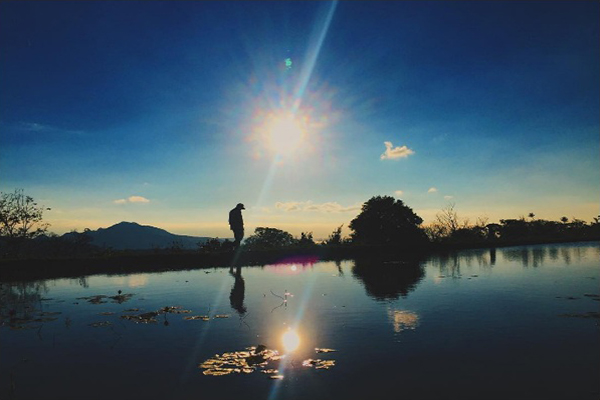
[
  {"left": 266, "top": 113, "right": 306, "bottom": 155},
  {"left": 282, "top": 328, "right": 300, "bottom": 352}
]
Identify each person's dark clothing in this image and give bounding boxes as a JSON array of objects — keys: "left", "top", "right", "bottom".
[
  {"left": 229, "top": 206, "right": 244, "bottom": 248},
  {"left": 229, "top": 207, "right": 243, "bottom": 230}
]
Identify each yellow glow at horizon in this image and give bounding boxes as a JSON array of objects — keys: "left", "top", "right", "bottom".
[
  {"left": 282, "top": 328, "right": 300, "bottom": 352},
  {"left": 265, "top": 113, "right": 306, "bottom": 155}
]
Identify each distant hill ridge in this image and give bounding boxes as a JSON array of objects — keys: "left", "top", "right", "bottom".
[{"left": 62, "top": 221, "right": 220, "bottom": 250}]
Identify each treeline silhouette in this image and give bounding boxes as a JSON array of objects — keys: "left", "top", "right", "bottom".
[{"left": 1, "top": 192, "right": 599, "bottom": 271}]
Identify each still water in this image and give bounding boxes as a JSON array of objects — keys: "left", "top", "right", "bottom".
[{"left": 1, "top": 242, "right": 599, "bottom": 400}]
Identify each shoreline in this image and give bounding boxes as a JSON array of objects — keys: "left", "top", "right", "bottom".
[{"left": 1, "top": 238, "right": 598, "bottom": 283}]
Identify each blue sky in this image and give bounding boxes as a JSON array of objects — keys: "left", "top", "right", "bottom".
[{"left": 1, "top": 1, "right": 598, "bottom": 239}]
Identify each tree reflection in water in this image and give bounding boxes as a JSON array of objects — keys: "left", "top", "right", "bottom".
[
  {"left": 352, "top": 258, "right": 425, "bottom": 301},
  {"left": 0, "top": 281, "right": 48, "bottom": 327}
]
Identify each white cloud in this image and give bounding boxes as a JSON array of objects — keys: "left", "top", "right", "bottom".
[
  {"left": 428, "top": 187, "right": 438, "bottom": 193},
  {"left": 128, "top": 196, "right": 150, "bottom": 203},
  {"left": 444, "top": 195, "right": 454, "bottom": 200},
  {"left": 114, "top": 196, "right": 150, "bottom": 204},
  {"left": 275, "top": 201, "right": 360, "bottom": 213},
  {"left": 394, "top": 190, "right": 404, "bottom": 197},
  {"left": 380, "top": 141, "right": 414, "bottom": 160}
]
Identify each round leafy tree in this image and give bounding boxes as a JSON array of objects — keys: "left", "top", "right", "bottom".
[
  {"left": 349, "top": 196, "right": 425, "bottom": 246},
  {"left": 244, "top": 227, "right": 295, "bottom": 250}
]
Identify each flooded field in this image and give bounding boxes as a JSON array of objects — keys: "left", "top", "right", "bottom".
[{"left": 1, "top": 242, "right": 599, "bottom": 400}]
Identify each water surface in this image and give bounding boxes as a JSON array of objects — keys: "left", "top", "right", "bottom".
[{"left": 1, "top": 242, "right": 598, "bottom": 399}]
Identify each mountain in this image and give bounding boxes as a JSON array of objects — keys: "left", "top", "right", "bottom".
[{"left": 62, "top": 222, "right": 220, "bottom": 250}]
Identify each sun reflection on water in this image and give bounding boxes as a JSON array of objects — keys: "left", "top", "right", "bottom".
[{"left": 282, "top": 328, "right": 301, "bottom": 352}]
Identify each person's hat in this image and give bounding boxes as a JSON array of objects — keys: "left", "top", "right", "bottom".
[{"left": 237, "top": 203, "right": 245, "bottom": 209}]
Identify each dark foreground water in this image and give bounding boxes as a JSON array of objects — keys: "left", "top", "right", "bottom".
[{"left": 1, "top": 242, "right": 599, "bottom": 400}]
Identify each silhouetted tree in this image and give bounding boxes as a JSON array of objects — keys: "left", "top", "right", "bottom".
[
  {"left": 244, "top": 227, "right": 295, "bottom": 250},
  {"left": 324, "top": 225, "right": 344, "bottom": 246},
  {"left": 297, "top": 232, "right": 316, "bottom": 247},
  {"left": 425, "top": 203, "right": 463, "bottom": 241},
  {"left": 0, "top": 189, "right": 51, "bottom": 257},
  {"left": 349, "top": 196, "right": 426, "bottom": 246},
  {"left": 499, "top": 218, "right": 530, "bottom": 239},
  {"left": 199, "top": 237, "right": 223, "bottom": 252},
  {"left": 0, "top": 189, "right": 50, "bottom": 239}
]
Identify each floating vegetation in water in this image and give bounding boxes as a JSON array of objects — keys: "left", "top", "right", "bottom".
[
  {"left": 558, "top": 312, "right": 600, "bottom": 319},
  {"left": 39, "top": 311, "right": 62, "bottom": 316},
  {"left": 76, "top": 295, "right": 108, "bottom": 304},
  {"left": 32, "top": 317, "right": 58, "bottom": 322},
  {"left": 9, "top": 324, "right": 41, "bottom": 330},
  {"left": 199, "top": 345, "right": 281, "bottom": 377},
  {"left": 315, "top": 348, "right": 337, "bottom": 353},
  {"left": 117, "top": 305, "right": 227, "bottom": 324},
  {"left": 159, "top": 306, "right": 191, "bottom": 314},
  {"left": 76, "top": 292, "right": 134, "bottom": 305},
  {"left": 302, "top": 359, "right": 336, "bottom": 369},
  {"left": 99, "top": 312, "right": 115, "bottom": 316},
  {"left": 110, "top": 293, "right": 134, "bottom": 304},
  {"left": 200, "top": 344, "right": 338, "bottom": 378},
  {"left": 120, "top": 311, "right": 158, "bottom": 324},
  {"left": 261, "top": 369, "right": 279, "bottom": 374},
  {"left": 89, "top": 321, "right": 112, "bottom": 327},
  {"left": 203, "top": 368, "right": 235, "bottom": 376},
  {"left": 184, "top": 315, "right": 210, "bottom": 321}
]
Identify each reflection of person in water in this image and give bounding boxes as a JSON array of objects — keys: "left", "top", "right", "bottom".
[{"left": 229, "top": 266, "right": 247, "bottom": 315}]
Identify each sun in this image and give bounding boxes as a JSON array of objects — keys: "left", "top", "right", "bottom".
[{"left": 264, "top": 112, "right": 307, "bottom": 156}]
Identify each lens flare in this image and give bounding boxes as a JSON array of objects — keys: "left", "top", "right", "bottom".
[
  {"left": 266, "top": 113, "right": 305, "bottom": 155},
  {"left": 282, "top": 328, "right": 300, "bottom": 352}
]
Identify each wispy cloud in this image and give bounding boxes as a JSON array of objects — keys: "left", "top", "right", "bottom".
[
  {"left": 17, "top": 121, "right": 84, "bottom": 136},
  {"left": 444, "top": 195, "right": 454, "bottom": 200},
  {"left": 428, "top": 187, "right": 438, "bottom": 193},
  {"left": 380, "top": 141, "right": 414, "bottom": 160},
  {"left": 394, "top": 190, "right": 404, "bottom": 197},
  {"left": 114, "top": 196, "right": 150, "bottom": 204},
  {"left": 20, "top": 122, "right": 52, "bottom": 132},
  {"left": 275, "top": 201, "right": 360, "bottom": 213}
]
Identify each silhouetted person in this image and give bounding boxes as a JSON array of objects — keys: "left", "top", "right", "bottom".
[
  {"left": 229, "top": 266, "right": 247, "bottom": 315},
  {"left": 229, "top": 203, "right": 245, "bottom": 249}
]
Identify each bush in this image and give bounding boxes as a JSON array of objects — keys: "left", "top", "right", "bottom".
[{"left": 244, "top": 227, "right": 296, "bottom": 250}]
